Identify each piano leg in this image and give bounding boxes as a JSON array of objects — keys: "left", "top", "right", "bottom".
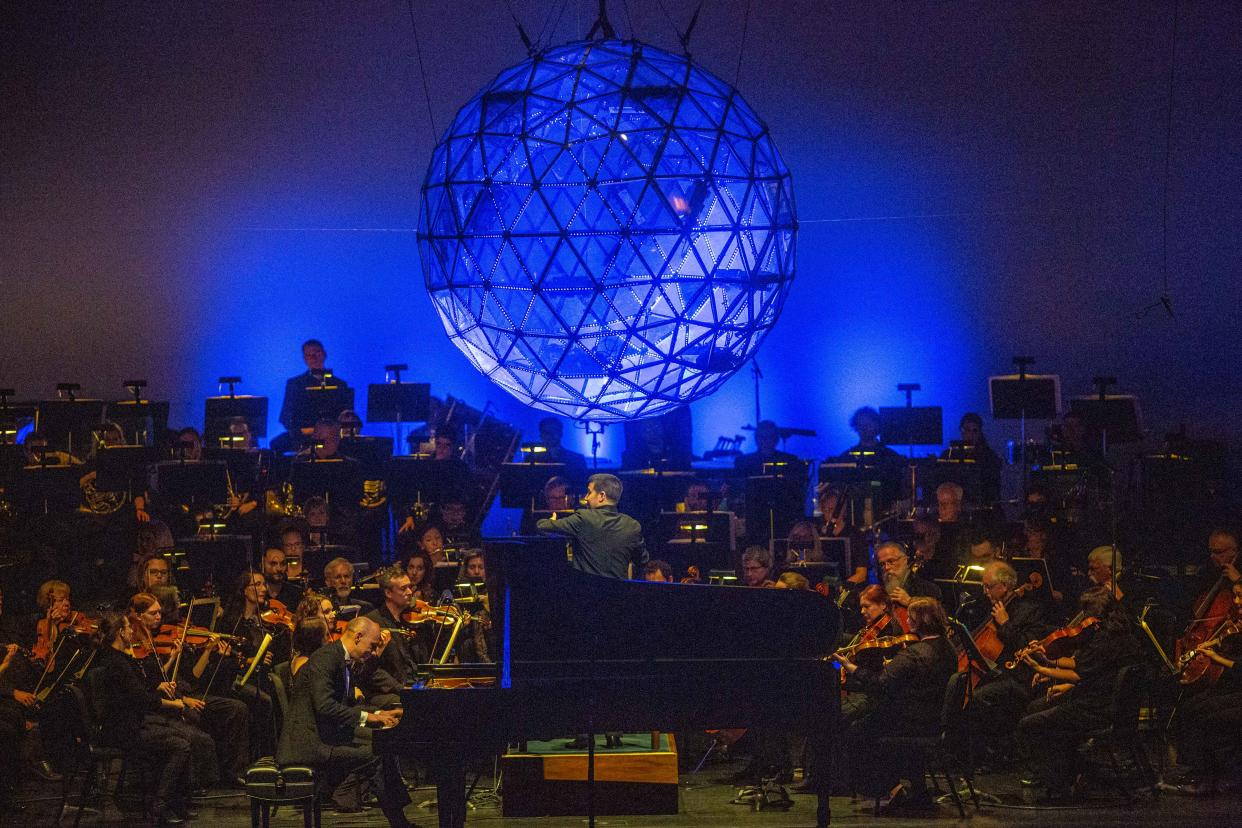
[{"left": 437, "top": 751, "right": 467, "bottom": 828}]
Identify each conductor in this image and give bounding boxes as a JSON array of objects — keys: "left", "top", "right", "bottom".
[{"left": 536, "top": 473, "right": 649, "bottom": 580}]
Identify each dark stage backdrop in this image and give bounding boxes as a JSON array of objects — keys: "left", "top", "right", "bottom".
[{"left": 2, "top": 1, "right": 1240, "bottom": 493}]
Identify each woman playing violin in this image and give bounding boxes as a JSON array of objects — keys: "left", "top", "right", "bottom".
[
  {"left": 402, "top": 548, "right": 438, "bottom": 604},
  {"left": 31, "top": 579, "right": 77, "bottom": 667},
  {"left": 1159, "top": 581, "right": 1242, "bottom": 796},
  {"left": 1017, "top": 586, "right": 1140, "bottom": 803},
  {"left": 92, "top": 610, "right": 194, "bottom": 826}
]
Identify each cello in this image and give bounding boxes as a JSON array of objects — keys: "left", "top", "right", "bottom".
[
  {"left": 957, "top": 573, "right": 1042, "bottom": 686},
  {"left": 1175, "top": 574, "right": 1234, "bottom": 690}
]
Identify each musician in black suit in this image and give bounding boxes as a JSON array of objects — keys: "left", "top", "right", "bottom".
[
  {"left": 361, "top": 567, "right": 423, "bottom": 701},
  {"left": 275, "top": 616, "right": 413, "bottom": 826},
  {"left": 273, "top": 339, "right": 351, "bottom": 454},
  {"left": 734, "top": 419, "right": 800, "bottom": 478},
  {"left": 536, "top": 473, "right": 648, "bottom": 580}
]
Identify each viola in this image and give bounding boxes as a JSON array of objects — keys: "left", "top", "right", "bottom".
[{"left": 1004, "top": 614, "right": 1098, "bottom": 670}]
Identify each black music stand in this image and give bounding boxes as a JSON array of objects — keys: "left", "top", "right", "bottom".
[
  {"left": 11, "top": 464, "right": 81, "bottom": 514},
  {"left": 95, "top": 445, "right": 159, "bottom": 493},
  {"left": 1069, "top": 395, "right": 1143, "bottom": 447},
  {"left": 36, "top": 399, "right": 106, "bottom": 457},
  {"left": 204, "top": 395, "right": 269, "bottom": 444},
  {"left": 387, "top": 455, "right": 450, "bottom": 506},
  {"left": 777, "top": 560, "right": 841, "bottom": 585},
  {"left": 339, "top": 437, "right": 394, "bottom": 492},
  {"left": 658, "top": 511, "right": 734, "bottom": 573},
  {"left": 989, "top": 367, "right": 1060, "bottom": 496},
  {"left": 744, "top": 474, "right": 804, "bottom": 548},
  {"left": 156, "top": 461, "right": 230, "bottom": 510},
  {"left": 367, "top": 382, "right": 431, "bottom": 423},
  {"left": 106, "top": 399, "right": 170, "bottom": 446},
  {"left": 294, "top": 382, "right": 355, "bottom": 427},
  {"left": 879, "top": 406, "right": 943, "bottom": 450},
  {"left": 499, "top": 462, "right": 568, "bottom": 510},
  {"left": 176, "top": 535, "right": 253, "bottom": 597},
  {"left": 289, "top": 457, "right": 362, "bottom": 506}
]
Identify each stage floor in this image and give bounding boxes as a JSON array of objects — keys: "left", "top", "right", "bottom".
[{"left": 14, "top": 760, "right": 1236, "bottom": 827}]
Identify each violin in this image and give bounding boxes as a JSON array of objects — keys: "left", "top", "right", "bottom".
[
  {"left": 33, "top": 611, "right": 97, "bottom": 663},
  {"left": 400, "top": 599, "right": 467, "bottom": 627},
  {"left": 326, "top": 617, "right": 349, "bottom": 643},
  {"left": 258, "top": 599, "right": 294, "bottom": 630},
  {"left": 837, "top": 632, "right": 918, "bottom": 662},
  {"left": 1004, "top": 614, "right": 1098, "bottom": 670}
]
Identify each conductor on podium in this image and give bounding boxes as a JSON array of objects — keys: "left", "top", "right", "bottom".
[{"left": 536, "top": 473, "right": 648, "bottom": 580}]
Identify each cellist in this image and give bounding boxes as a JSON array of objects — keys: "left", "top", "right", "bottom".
[
  {"left": 1174, "top": 529, "right": 1240, "bottom": 689},
  {"left": 969, "top": 561, "right": 1052, "bottom": 744},
  {"left": 1160, "top": 580, "right": 1242, "bottom": 796}
]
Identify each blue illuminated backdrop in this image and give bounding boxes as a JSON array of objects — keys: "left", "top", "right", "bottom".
[{"left": 418, "top": 39, "right": 796, "bottom": 422}]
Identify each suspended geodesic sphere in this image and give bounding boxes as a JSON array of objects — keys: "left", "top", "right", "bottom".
[{"left": 418, "top": 38, "right": 796, "bottom": 421}]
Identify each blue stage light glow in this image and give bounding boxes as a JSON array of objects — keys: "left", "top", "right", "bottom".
[{"left": 419, "top": 39, "right": 797, "bottom": 422}]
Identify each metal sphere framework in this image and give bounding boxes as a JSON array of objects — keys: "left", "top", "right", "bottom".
[{"left": 418, "top": 39, "right": 797, "bottom": 421}]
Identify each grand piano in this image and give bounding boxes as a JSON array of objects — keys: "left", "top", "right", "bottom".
[{"left": 375, "top": 537, "right": 842, "bottom": 827}]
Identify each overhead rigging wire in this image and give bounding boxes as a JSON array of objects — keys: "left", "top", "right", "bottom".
[
  {"left": 734, "top": 0, "right": 752, "bottom": 86},
  {"left": 405, "top": 0, "right": 439, "bottom": 142},
  {"left": 1156, "top": 0, "right": 1180, "bottom": 315}
]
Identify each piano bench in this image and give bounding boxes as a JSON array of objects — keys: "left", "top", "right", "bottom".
[{"left": 244, "top": 758, "right": 320, "bottom": 828}]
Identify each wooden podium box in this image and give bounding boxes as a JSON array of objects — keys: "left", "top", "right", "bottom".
[{"left": 501, "top": 732, "right": 679, "bottom": 817}]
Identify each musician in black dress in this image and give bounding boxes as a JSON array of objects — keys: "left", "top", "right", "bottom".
[
  {"left": 1017, "top": 586, "right": 1141, "bottom": 802},
  {"left": 275, "top": 616, "right": 410, "bottom": 825},
  {"left": 92, "top": 610, "right": 195, "bottom": 825},
  {"left": 838, "top": 597, "right": 958, "bottom": 813}
]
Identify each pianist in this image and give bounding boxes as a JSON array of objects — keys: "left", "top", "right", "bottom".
[
  {"left": 275, "top": 616, "right": 412, "bottom": 826},
  {"left": 535, "top": 473, "right": 648, "bottom": 580}
]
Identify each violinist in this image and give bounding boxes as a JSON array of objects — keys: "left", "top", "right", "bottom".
[
  {"left": 324, "top": 557, "right": 373, "bottom": 614},
  {"left": 129, "top": 592, "right": 248, "bottom": 788},
  {"left": 91, "top": 610, "right": 195, "bottom": 826},
  {"left": 838, "top": 597, "right": 958, "bottom": 814},
  {"left": 361, "top": 567, "right": 423, "bottom": 701},
  {"left": 1017, "top": 586, "right": 1140, "bottom": 803},
  {"left": 739, "top": 546, "right": 776, "bottom": 588},
  {"left": 1085, "top": 544, "right": 1150, "bottom": 620},
  {"left": 262, "top": 546, "right": 304, "bottom": 609},
  {"left": 1160, "top": 581, "right": 1242, "bottom": 795},
  {"left": 0, "top": 643, "right": 24, "bottom": 811},
  {"left": 839, "top": 585, "right": 905, "bottom": 723},
  {"left": 402, "top": 548, "right": 438, "bottom": 604},
  {"left": 969, "top": 561, "right": 1052, "bottom": 743},
  {"left": 31, "top": 579, "right": 82, "bottom": 670}
]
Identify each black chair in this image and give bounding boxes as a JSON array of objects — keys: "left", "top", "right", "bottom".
[
  {"left": 872, "top": 670, "right": 978, "bottom": 818},
  {"left": 244, "top": 756, "right": 319, "bottom": 828},
  {"left": 55, "top": 674, "right": 135, "bottom": 827},
  {"left": 244, "top": 670, "right": 321, "bottom": 828},
  {"left": 1082, "top": 664, "right": 1157, "bottom": 800}
]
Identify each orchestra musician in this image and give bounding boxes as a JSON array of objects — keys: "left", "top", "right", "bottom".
[
  {"left": 541, "top": 476, "right": 573, "bottom": 511},
  {"left": 276, "top": 339, "right": 351, "bottom": 450},
  {"left": 739, "top": 546, "right": 777, "bottom": 588},
  {"left": 1084, "top": 545, "right": 1149, "bottom": 619},
  {"left": 816, "top": 484, "right": 868, "bottom": 584},
  {"left": 642, "top": 560, "right": 673, "bottom": 582},
  {"left": 262, "top": 546, "right": 304, "bottom": 609},
  {"left": 288, "top": 616, "right": 329, "bottom": 679},
  {"left": 838, "top": 597, "right": 958, "bottom": 814},
  {"left": 941, "top": 412, "right": 1002, "bottom": 503},
  {"left": 361, "top": 567, "right": 424, "bottom": 699},
  {"left": 1017, "top": 586, "right": 1141, "bottom": 802},
  {"left": 536, "top": 473, "right": 648, "bottom": 580},
  {"left": 734, "top": 419, "right": 799, "bottom": 478},
  {"left": 129, "top": 591, "right": 250, "bottom": 787},
  {"left": 274, "top": 616, "right": 411, "bottom": 826},
  {"left": 92, "top": 610, "right": 196, "bottom": 826},
  {"left": 1160, "top": 580, "right": 1242, "bottom": 795},
  {"left": 324, "top": 557, "right": 373, "bottom": 614},
  {"left": 413, "top": 523, "right": 447, "bottom": 565},
  {"left": 875, "top": 541, "right": 943, "bottom": 615},
  {"left": 841, "top": 406, "right": 900, "bottom": 461},
  {"left": 839, "top": 585, "right": 906, "bottom": 723},
  {"left": 785, "top": 520, "right": 824, "bottom": 564},
  {"left": 969, "top": 561, "right": 1053, "bottom": 742},
  {"left": 536, "top": 416, "right": 587, "bottom": 484},
  {"left": 402, "top": 548, "right": 438, "bottom": 604}
]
